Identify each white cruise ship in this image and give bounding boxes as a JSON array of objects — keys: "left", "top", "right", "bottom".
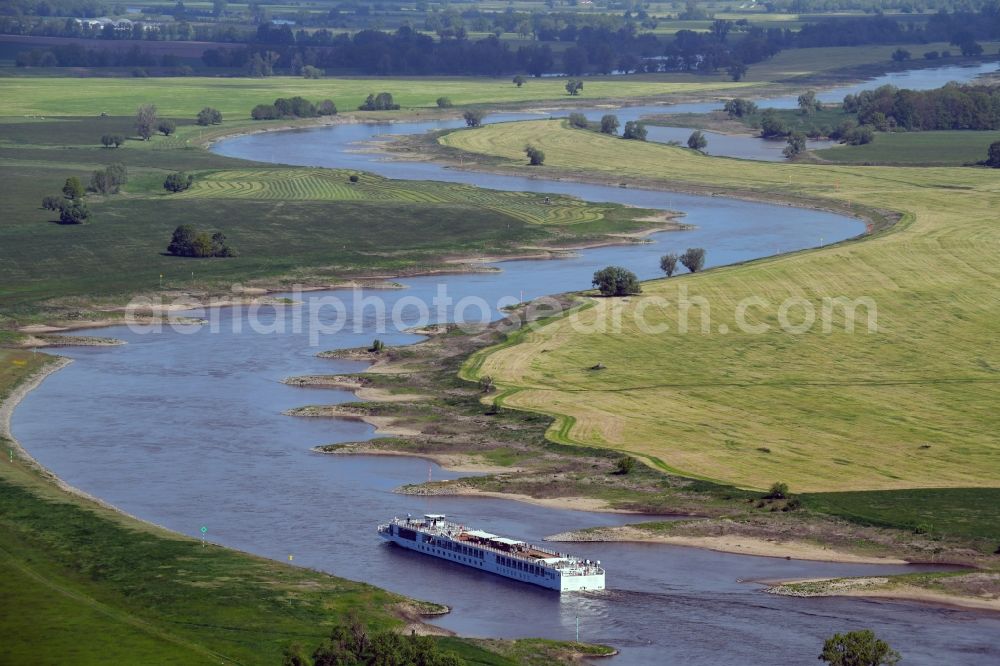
[{"left": 378, "top": 514, "right": 605, "bottom": 592}]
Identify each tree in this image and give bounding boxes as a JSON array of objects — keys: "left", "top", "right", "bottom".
[
  {"left": 512, "top": 75, "right": 525, "bottom": 87},
  {"left": 436, "top": 97, "right": 453, "bottom": 108},
  {"left": 985, "top": 141, "right": 1000, "bottom": 168},
  {"left": 659, "top": 253, "right": 678, "bottom": 277},
  {"left": 724, "top": 98, "right": 757, "bottom": 118},
  {"left": 524, "top": 144, "right": 545, "bottom": 165},
  {"left": 891, "top": 48, "right": 911, "bottom": 62},
  {"left": 600, "top": 114, "right": 619, "bottom": 135},
  {"left": 727, "top": 61, "right": 748, "bottom": 82},
  {"left": 797, "top": 90, "right": 820, "bottom": 115},
  {"left": 783, "top": 131, "right": 807, "bottom": 159},
  {"left": 197, "top": 107, "right": 222, "bottom": 125},
  {"left": 59, "top": 199, "right": 89, "bottom": 224},
  {"left": 765, "top": 481, "right": 789, "bottom": 499},
  {"left": 158, "top": 119, "right": 176, "bottom": 136},
  {"left": 167, "top": 224, "right": 234, "bottom": 257},
  {"left": 101, "top": 134, "right": 115, "bottom": 148},
  {"left": 687, "top": 130, "right": 708, "bottom": 152},
  {"left": 565, "top": 79, "right": 583, "bottom": 96},
  {"left": 301, "top": 65, "right": 323, "bottom": 79},
  {"left": 41, "top": 195, "right": 63, "bottom": 211},
  {"left": 318, "top": 100, "right": 337, "bottom": 116},
  {"left": 567, "top": 112, "right": 588, "bottom": 129},
  {"left": 679, "top": 247, "right": 705, "bottom": 273},
  {"left": 90, "top": 163, "right": 127, "bottom": 195},
  {"left": 135, "top": 103, "right": 157, "bottom": 140},
  {"left": 592, "top": 266, "right": 641, "bottom": 296},
  {"left": 760, "top": 110, "right": 788, "bottom": 138},
  {"left": 62, "top": 176, "right": 84, "bottom": 200},
  {"left": 819, "top": 629, "right": 900, "bottom": 666},
  {"left": 163, "top": 172, "right": 194, "bottom": 193},
  {"left": 622, "top": 121, "right": 647, "bottom": 141},
  {"left": 463, "top": 110, "right": 485, "bottom": 128}
]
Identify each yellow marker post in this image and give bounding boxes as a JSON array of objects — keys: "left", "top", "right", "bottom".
[{"left": 288, "top": 554, "right": 294, "bottom": 562}]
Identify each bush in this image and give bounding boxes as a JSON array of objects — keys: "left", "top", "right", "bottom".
[
  {"left": 101, "top": 133, "right": 125, "bottom": 148},
  {"left": 592, "top": 266, "right": 641, "bottom": 296},
  {"left": 463, "top": 110, "right": 485, "bottom": 128},
  {"left": 687, "top": 130, "right": 708, "bottom": 151},
  {"left": 359, "top": 92, "right": 400, "bottom": 111},
  {"left": 760, "top": 110, "right": 788, "bottom": 138},
  {"left": 783, "top": 131, "right": 807, "bottom": 159},
  {"left": 765, "top": 481, "right": 789, "bottom": 499},
  {"left": 600, "top": 114, "right": 619, "bottom": 135},
  {"left": 349, "top": 174, "right": 360, "bottom": 183},
  {"left": 891, "top": 48, "right": 911, "bottom": 62},
  {"left": 436, "top": 97, "right": 453, "bottom": 108},
  {"left": 679, "top": 247, "right": 706, "bottom": 273},
  {"left": 844, "top": 125, "right": 875, "bottom": 146},
  {"left": 318, "top": 99, "right": 337, "bottom": 116},
  {"left": 163, "top": 172, "right": 194, "bottom": 193},
  {"left": 565, "top": 79, "right": 583, "bottom": 95},
  {"left": 622, "top": 120, "right": 647, "bottom": 141},
  {"left": 58, "top": 199, "right": 89, "bottom": 224},
  {"left": 513, "top": 75, "right": 526, "bottom": 87},
  {"left": 614, "top": 456, "right": 636, "bottom": 475},
  {"left": 197, "top": 107, "right": 223, "bottom": 125},
  {"left": 723, "top": 98, "right": 757, "bottom": 118},
  {"left": 90, "top": 163, "right": 128, "bottom": 195},
  {"left": 158, "top": 119, "right": 176, "bottom": 136},
  {"left": 368, "top": 339, "right": 385, "bottom": 353},
  {"left": 41, "top": 194, "right": 63, "bottom": 211},
  {"left": 985, "top": 141, "right": 1000, "bottom": 168},
  {"left": 567, "top": 112, "right": 589, "bottom": 128},
  {"left": 478, "top": 376, "right": 496, "bottom": 393},
  {"left": 301, "top": 65, "right": 324, "bottom": 79},
  {"left": 819, "top": 629, "right": 900, "bottom": 666},
  {"left": 251, "top": 104, "right": 279, "bottom": 120},
  {"left": 166, "top": 225, "right": 235, "bottom": 257},
  {"left": 525, "top": 144, "right": 545, "bottom": 165}
]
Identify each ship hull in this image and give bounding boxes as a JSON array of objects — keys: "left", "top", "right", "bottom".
[{"left": 380, "top": 530, "right": 604, "bottom": 592}]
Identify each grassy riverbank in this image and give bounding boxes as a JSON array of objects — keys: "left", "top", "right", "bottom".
[
  {"left": 0, "top": 114, "right": 667, "bottom": 319},
  {"left": 439, "top": 119, "right": 1000, "bottom": 494}
]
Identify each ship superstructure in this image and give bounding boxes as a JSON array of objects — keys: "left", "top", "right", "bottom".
[{"left": 378, "top": 514, "right": 605, "bottom": 592}]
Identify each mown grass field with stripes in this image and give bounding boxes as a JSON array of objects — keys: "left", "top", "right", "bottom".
[
  {"left": 0, "top": 116, "right": 656, "bottom": 313},
  {"left": 445, "top": 119, "right": 1000, "bottom": 493}
]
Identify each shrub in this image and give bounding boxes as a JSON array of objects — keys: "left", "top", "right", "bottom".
[
  {"left": 687, "top": 130, "right": 708, "bottom": 152},
  {"left": 197, "top": 107, "right": 223, "bottom": 125},
  {"left": 783, "top": 131, "right": 807, "bottom": 159},
  {"left": 622, "top": 120, "right": 647, "bottom": 141},
  {"left": 600, "top": 114, "right": 619, "bottom": 135},
  {"left": 301, "top": 64, "right": 323, "bottom": 79},
  {"left": 985, "top": 141, "right": 1000, "bottom": 168},
  {"left": 513, "top": 75, "right": 526, "bottom": 87},
  {"left": 41, "top": 194, "right": 63, "bottom": 211},
  {"left": 359, "top": 92, "right": 400, "bottom": 111},
  {"left": 567, "top": 112, "right": 588, "bottom": 128},
  {"left": 167, "top": 225, "right": 235, "bottom": 257},
  {"left": 614, "top": 456, "right": 636, "bottom": 475},
  {"left": 463, "top": 110, "right": 485, "bottom": 128},
  {"left": 318, "top": 99, "right": 337, "bottom": 116},
  {"left": 592, "top": 266, "right": 641, "bottom": 296},
  {"left": 819, "top": 629, "right": 900, "bottom": 666},
  {"left": 723, "top": 98, "right": 757, "bottom": 118},
  {"left": 251, "top": 104, "right": 279, "bottom": 120},
  {"left": 565, "top": 79, "right": 583, "bottom": 95},
  {"left": 679, "top": 247, "right": 706, "bottom": 273},
  {"left": 478, "top": 376, "right": 496, "bottom": 393},
  {"left": 760, "top": 110, "right": 789, "bottom": 138},
  {"left": 436, "top": 97, "right": 453, "bottom": 108},
  {"left": 765, "top": 481, "right": 789, "bottom": 499},
  {"left": 525, "top": 144, "right": 545, "bottom": 165},
  {"left": 891, "top": 48, "right": 911, "bottom": 62},
  {"left": 158, "top": 119, "right": 176, "bottom": 136},
  {"left": 349, "top": 174, "right": 360, "bottom": 183},
  {"left": 58, "top": 199, "right": 89, "bottom": 224},
  {"left": 163, "top": 172, "right": 194, "bottom": 193},
  {"left": 368, "top": 339, "right": 385, "bottom": 353}
]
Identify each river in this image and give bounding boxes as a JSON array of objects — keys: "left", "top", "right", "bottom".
[{"left": 12, "top": 62, "right": 1000, "bottom": 664}]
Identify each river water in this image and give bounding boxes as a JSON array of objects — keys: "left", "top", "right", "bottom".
[{"left": 13, "top": 63, "right": 1000, "bottom": 664}]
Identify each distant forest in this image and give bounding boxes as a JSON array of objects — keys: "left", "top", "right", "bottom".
[{"left": 4, "top": 4, "right": 1000, "bottom": 76}]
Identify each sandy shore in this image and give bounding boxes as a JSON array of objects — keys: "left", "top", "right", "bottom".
[
  {"left": 400, "top": 483, "right": 644, "bottom": 514},
  {"left": 285, "top": 404, "right": 423, "bottom": 437},
  {"left": 545, "top": 525, "right": 909, "bottom": 564},
  {"left": 314, "top": 444, "right": 519, "bottom": 474},
  {"left": 767, "top": 576, "right": 1000, "bottom": 613}
]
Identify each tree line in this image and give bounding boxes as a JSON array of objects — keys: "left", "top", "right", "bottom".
[{"left": 845, "top": 83, "right": 1000, "bottom": 130}]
